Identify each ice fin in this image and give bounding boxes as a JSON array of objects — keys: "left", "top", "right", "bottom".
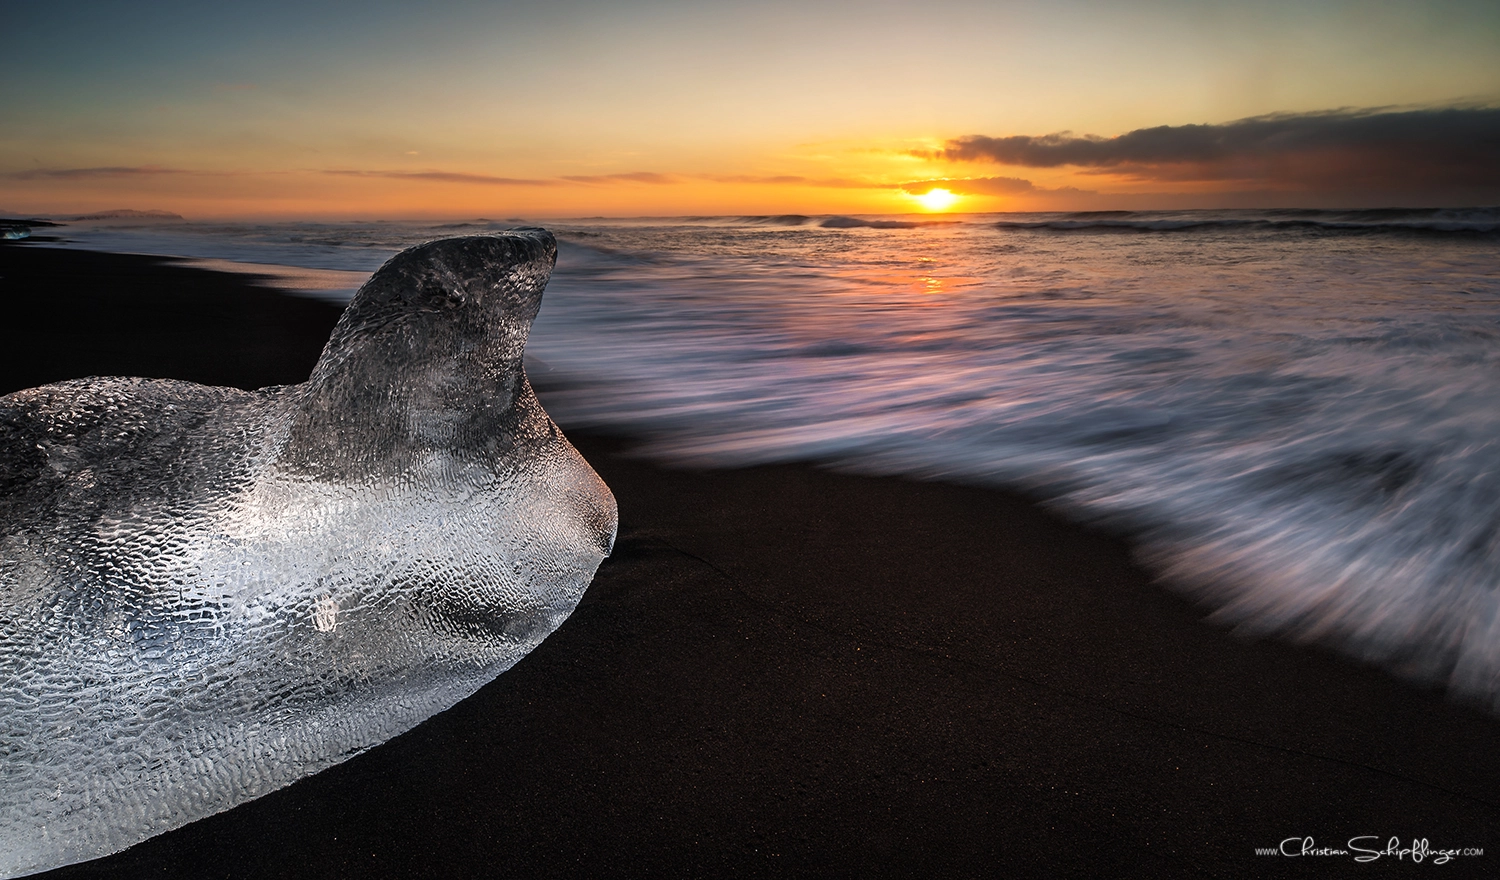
[{"left": 0, "top": 230, "right": 614, "bottom": 878}]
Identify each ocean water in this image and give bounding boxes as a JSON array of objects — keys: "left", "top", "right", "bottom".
[{"left": 32, "top": 209, "right": 1500, "bottom": 709}]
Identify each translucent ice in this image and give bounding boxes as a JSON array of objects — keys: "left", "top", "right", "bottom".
[{"left": 0, "top": 231, "right": 616, "bottom": 877}]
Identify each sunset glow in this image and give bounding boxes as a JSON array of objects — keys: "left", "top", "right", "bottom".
[
  {"left": 914, "top": 189, "right": 959, "bottom": 212},
  {"left": 2, "top": 1, "right": 1497, "bottom": 218}
]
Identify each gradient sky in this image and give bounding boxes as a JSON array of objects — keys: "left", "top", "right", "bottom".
[{"left": 3, "top": 0, "right": 1498, "bottom": 218}]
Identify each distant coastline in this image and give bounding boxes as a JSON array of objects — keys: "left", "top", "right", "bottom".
[{"left": 66, "top": 208, "right": 183, "bottom": 221}]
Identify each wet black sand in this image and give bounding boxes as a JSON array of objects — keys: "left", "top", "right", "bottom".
[
  {"left": 0, "top": 245, "right": 341, "bottom": 394},
  {"left": 4, "top": 243, "right": 1498, "bottom": 877}
]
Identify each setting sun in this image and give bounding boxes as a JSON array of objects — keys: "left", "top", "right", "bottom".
[{"left": 914, "top": 188, "right": 958, "bottom": 212}]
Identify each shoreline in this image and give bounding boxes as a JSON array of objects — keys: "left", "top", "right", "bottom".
[{"left": 5, "top": 244, "right": 1498, "bottom": 877}]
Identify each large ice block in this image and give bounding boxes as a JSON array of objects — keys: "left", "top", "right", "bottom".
[{"left": 0, "top": 231, "right": 616, "bottom": 877}]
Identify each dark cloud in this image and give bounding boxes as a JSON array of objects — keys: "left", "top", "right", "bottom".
[
  {"left": 7, "top": 166, "right": 187, "bottom": 180},
  {"left": 935, "top": 106, "right": 1500, "bottom": 193}
]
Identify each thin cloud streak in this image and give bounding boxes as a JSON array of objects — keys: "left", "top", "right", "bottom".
[
  {"left": 326, "top": 170, "right": 677, "bottom": 187},
  {"left": 11, "top": 166, "right": 917, "bottom": 195},
  {"left": 704, "top": 174, "right": 875, "bottom": 189},
  {"left": 6, "top": 166, "right": 189, "bottom": 180},
  {"left": 561, "top": 172, "right": 677, "bottom": 185},
  {"left": 323, "top": 170, "right": 557, "bottom": 186},
  {"left": 935, "top": 106, "right": 1500, "bottom": 192},
  {"left": 323, "top": 169, "right": 894, "bottom": 190},
  {"left": 898, "top": 177, "right": 1096, "bottom": 198}
]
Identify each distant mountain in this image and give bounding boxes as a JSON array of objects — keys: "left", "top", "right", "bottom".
[{"left": 70, "top": 209, "right": 183, "bottom": 221}]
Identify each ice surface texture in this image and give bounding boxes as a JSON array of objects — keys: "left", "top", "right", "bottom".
[{"left": 0, "top": 231, "right": 617, "bottom": 878}]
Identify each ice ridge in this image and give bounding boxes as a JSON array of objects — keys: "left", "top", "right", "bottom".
[{"left": 0, "top": 231, "right": 616, "bottom": 877}]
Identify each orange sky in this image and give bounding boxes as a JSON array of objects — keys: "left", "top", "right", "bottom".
[{"left": 3, "top": 1, "right": 1498, "bottom": 218}]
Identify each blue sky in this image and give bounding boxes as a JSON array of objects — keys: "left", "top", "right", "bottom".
[{"left": 4, "top": 0, "right": 1497, "bottom": 216}]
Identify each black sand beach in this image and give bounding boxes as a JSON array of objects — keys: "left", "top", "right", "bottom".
[{"left": 4, "top": 243, "right": 1499, "bottom": 877}]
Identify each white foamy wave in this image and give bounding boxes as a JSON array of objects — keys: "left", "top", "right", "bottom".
[
  {"left": 820, "top": 216, "right": 964, "bottom": 229},
  {"left": 531, "top": 221, "right": 1500, "bottom": 711}
]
